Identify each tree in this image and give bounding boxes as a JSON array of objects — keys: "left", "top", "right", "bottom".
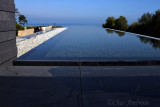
[
  {"left": 103, "top": 17, "right": 116, "bottom": 28},
  {"left": 15, "top": 8, "right": 21, "bottom": 21},
  {"left": 138, "top": 12, "right": 152, "bottom": 25},
  {"left": 102, "top": 24, "right": 107, "bottom": 28},
  {"left": 103, "top": 16, "right": 128, "bottom": 30},
  {"left": 102, "top": 9, "right": 160, "bottom": 38},
  {"left": 150, "top": 9, "right": 160, "bottom": 37},
  {"left": 106, "top": 17, "right": 116, "bottom": 28},
  {"left": 115, "top": 16, "right": 128, "bottom": 30},
  {"left": 19, "top": 15, "right": 27, "bottom": 26},
  {"left": 127, "top": 22, "right": 140, "bottom": 33}
]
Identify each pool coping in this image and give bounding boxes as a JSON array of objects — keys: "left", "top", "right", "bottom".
[{"left": 13, "top": 60, "right": 160, "bottom": 66}]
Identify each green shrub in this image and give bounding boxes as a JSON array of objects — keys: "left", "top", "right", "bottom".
[
  {"left": 27, "top": 26, "right": 34, "bottom": 29},
  {"left": 52, "top": 26, "right": 63, "bottom": 28}
]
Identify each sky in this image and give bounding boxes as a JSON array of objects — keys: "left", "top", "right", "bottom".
[{"left": 15, "top": 0, "right": 160, "bottom": 25}]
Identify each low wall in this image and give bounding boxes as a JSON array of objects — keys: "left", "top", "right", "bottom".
[
  {"left": 18, "top": 29, "right": 34, "bottom": 37},
  {"left": 45, "top": 26, "right": 52, "bottom": 30},
  {"left": 18, "top": 26, "right": 53, "bottom": 37}
]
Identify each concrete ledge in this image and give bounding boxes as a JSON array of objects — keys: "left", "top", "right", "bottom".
[
  {"left": 0, "top": 66, "right": 160, "bottom": 106},
  {"left": 0, "top": 57, "right": 16, "bottom": 67},
  {"left": 0, "top": 66, "right": 81, "bottom": 107}
]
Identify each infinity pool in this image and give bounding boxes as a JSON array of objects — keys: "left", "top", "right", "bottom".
[{"left": 14, "top": 25, "right": 160, "bottom": 66}]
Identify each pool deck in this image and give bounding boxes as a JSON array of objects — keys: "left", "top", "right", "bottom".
[{"left": 0, "top": 66, "right": 160, "bottom": 107}]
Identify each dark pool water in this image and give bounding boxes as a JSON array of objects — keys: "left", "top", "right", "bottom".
[{"left": 16, "top": 25, "right": 160, "bottom": 63}]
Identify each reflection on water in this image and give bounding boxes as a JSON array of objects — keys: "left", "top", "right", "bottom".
[
  {"left": 139, "top": 36, "right": 160, "bottom": 49},
  {"left": 106, "top": 29, "right": 125, "bottom": 37},
  {"left": 115, "top": 31, "right": 125, "bottom": 37},
  {"left": 106, "top": 29, "right": 160, "bottom": 49},
  {"left": 106, "top": 29, "right": 115, "bottom": 34}
]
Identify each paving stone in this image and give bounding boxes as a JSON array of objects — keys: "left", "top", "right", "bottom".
[
  {"left": 0, "top": 66, "right": 81, "bottom": 107},
  {"left": 81, "top": 66, "right": 160, "bottom": 107}
]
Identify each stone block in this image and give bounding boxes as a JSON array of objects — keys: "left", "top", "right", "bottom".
[
  {"left": 0, "top": 39, "right": 16, "bottom": 53},
  {"left": 0, "top": 21, "right": 16, "bottom": 32},
  {"left": 0, "top": 57, "right": 16, "bottom": 67},
  {"left": 0, "top": 31, "right": 16, "bottom": 43},
  {"left": 0, "top": 11, "right": 15, "bottom": 22},
  {"left": 0, "top": 47, "right": 17, "bottom": 65},
  {"left": 0, "top": 0, "right": 15, "bottom": 12},
  {"left": 6, "top": 21, "right": 16, "bottom": 31}
]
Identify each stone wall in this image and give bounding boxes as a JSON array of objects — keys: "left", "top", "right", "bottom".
[
  {"left": 45, "top": 26, "right": 52, "bottom": 30},
  {"left": 18, "top": 26, "right": 53, "bottom": 36},
  {"left": 0, "top": 0, "right": 17, "bottom": 66},
  {"left": 18, "top": 29, "right": 34, "bottom": 37}
]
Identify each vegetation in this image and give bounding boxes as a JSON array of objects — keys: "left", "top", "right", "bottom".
[
  {"left": 27, "top": 26, "right": 34, "bottom": 29},
  {"left": 127, "top": 22, "right": 140, "bottom": 33},
  {"left": 16, "top": 22, "right": 24, "bottom": 36},
  {"left": 19, "top": 15, "right": 27, "bottom": 26},
  {"left": 103, "top": 16, "right": 128, "bottom": 31},
  {"left": 103, "top": 9, "right": 160, "bottom": 38},
  {"left": 15, "top": 8, "right": 20, "bottom": 21},
  {"left": 52, "top": 26, "right": 63, "bottom": 28},
  {"left": 115, "top": 16, "right": 128, "bottom": 30},
  {"left": 15, "top": 8, "right": 28, "bottom": 36},
  {"left": 103, "top": 17, "right": 116, "bottom": 28}
]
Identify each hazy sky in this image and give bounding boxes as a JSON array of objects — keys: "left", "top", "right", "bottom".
[{"left": 15, "top": 0, "right": 160, "bottom": 25}]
